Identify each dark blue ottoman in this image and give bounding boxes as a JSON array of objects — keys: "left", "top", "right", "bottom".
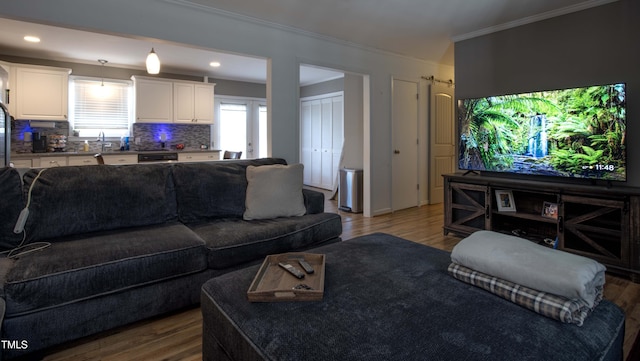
[{"left": 201, "top": 233, "right": 625, "bottom": 361}]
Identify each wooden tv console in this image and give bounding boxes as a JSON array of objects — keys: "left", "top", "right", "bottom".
[{"left": 443, "top": 173, "right": 640, "bottom": 282}]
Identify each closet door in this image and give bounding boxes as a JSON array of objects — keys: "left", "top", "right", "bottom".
[
  {"left": 320, "top": 98, "right": 334, "bottom": 190},
  {"left": 300, "top": 93, "right": 344, "bottom": 190},
  {"left": 301, "top": 101, "right": 313, "bottom": 185},
  {"left": 310, "top": 100, "right": 323, "bottom": 188}
]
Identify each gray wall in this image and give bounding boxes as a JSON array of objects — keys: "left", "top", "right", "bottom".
[
  {"left": 454, "top": 0, "right": 640, "bottom": 186},
  {"left": 300, "top": 77, "right": 344, "bottom": 98},
  {"left": 343, "top": 74, "right": 364, "bottom": 170},
  {"left": 214, "top": 79, "right": 266, "bottom": 98}
]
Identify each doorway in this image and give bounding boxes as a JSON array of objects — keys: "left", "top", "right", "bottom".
[
  {"left": 214, "top": 96, "right": 267, "bottom": 159},
  {"left": 299, "top": 63, "right": 369, "bottom": 213},
  {"left": 392, "top": 78, "right": 419, "bottom": 211},
  {"left": 299, "top": 64, "right": 346, "bottom": 192}
]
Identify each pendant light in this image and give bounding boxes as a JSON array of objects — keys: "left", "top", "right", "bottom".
[
  {"left": 92, "top": 59, "right": 110, "bottom": 98},
  {"left": 146, "top": 47, "right": 160, "bottom": 74},
  {"left": 98, "top": 59, "right": 108, "bottom": 86}
]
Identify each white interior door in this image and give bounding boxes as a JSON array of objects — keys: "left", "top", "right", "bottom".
[
  {"left": 301, "top": 101, "right": 313, "bottom": 184},
  {"left": 310, "top": 100, "right": 322, "bottom": 186},
  {"left": 300, "top": 93, "right": 344, "bottom": 191},
  {"left": 428, "top": 84, "right": 455, "bottom": 204},
  {"left": 392, "top": 79, "right": 419, "bottom": 211}
]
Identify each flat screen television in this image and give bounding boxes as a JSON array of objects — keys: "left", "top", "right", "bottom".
[{"left": 457, "top": 83, "right": 626, "bottom": 182}]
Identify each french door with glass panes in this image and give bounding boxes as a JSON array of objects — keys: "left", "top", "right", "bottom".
[{"left": 213, "top": 97, "right": 267, "bottom": 159}]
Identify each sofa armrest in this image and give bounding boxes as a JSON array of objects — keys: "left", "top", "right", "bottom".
[{"left": 302, "top": 189, "right": 325, "bottom": 214}]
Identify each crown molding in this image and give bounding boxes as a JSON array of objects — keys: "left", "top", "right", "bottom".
[
  {"left": 163, "top": 0, "right": 449, "bottom": 67},
  {"left": 451, "top": 0, "right": 619, "bottom": 42},
  {"left": 164, "top": 0, "right": 376, "bottom": 50}
]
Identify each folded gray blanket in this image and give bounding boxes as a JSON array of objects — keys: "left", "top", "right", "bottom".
[
  {"left": 451, "top": 230, "right": 606, "bottom": 307},
  {"left": 448, "top": 263, "right": 602, "bottom": 326}
]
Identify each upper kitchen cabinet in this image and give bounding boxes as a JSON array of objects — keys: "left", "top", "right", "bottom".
[
  {"left": 132, "top": 76, "right": 173, "bottom": 123},
  {"left": 0, "top": 61, "right": 11, "bottom": 113},
  {"left": 133, "top": 76, "right": 214, "bottom": 124},
  {"left": 174, "top": 82, "right": 214, "bottom": 124},
  {"left": 14, "top": 65, "right": 71, "bottom": 121}
]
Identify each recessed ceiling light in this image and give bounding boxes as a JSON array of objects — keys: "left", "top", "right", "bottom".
[
  {"left": 209, "top": 61, "right": 221, "bottom": 67},
  {"left": 24, "top": 35, "right": 41, "bottom": 43}
]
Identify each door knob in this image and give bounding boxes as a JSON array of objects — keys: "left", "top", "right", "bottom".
[{"left": 394, "top": 149, "right": 400, "bottom": 154}]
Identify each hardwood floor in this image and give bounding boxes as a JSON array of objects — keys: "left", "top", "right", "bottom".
[{"left": 43, "top": 194, "right": 640, "bottom": 361}]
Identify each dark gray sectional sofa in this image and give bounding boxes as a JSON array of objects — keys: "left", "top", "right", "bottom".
[{"left": 0, "top": 158, "right": 342, "bottom": 359}]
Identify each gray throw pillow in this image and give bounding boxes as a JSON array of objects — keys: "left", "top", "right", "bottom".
[{"left": 243, "top": 164, "right": 306, "bottom": 220}]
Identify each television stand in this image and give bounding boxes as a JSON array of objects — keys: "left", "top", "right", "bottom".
[{"left": 443, "top": 173, "right": 640, "bottom": 282}]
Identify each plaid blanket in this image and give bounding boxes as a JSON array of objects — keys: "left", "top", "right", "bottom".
[{"left": 448, "top": 263, "right": 603, "bottom": 326}]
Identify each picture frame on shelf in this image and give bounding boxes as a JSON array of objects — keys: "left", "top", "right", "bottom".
[
  {"left": 541, "top": 201, "right": 558, "bottom": 219},
  {"left": 495, "top": 190, "right": 516, "bottom": 212}
]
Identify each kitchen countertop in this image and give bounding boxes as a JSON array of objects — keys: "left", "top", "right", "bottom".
[{"left": 11, "top": 149, "right": 221, "bottom": 159}]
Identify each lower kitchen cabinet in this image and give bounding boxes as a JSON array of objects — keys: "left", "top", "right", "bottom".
[
  {"left": 67, "top": 156, "right": 99, "bottom": 166},
  {"left": 12, "top": 152, "right": 225, "bottom": 168},
  {"left": 37, "top": 156, "right": 68, "bottom": 168},
  {"left": 178, "top": 152, "right": 219, "bottom": 162},
  {"left": 102, "top": 154, "right": 138, "bottom": 165},
  {"left": 10, "top": 159, "right": 32, "bottom": 168}
]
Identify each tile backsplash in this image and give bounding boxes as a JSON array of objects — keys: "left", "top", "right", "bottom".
[
  {"left": 132, "top": 123, "right": 211, "bottom": 151},
  {"left": 11, "top": 120, "right": 211, "bottom": 153},
  {"left": 11, "top": 120, "right": 70, "bottom": 153}
]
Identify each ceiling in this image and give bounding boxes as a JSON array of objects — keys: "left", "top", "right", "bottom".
[
  {"left": 0, "top": 17, "right": 342, "bottom": 86},
  {"left": 0, "top": 0, "right": 616, "bottom": 84},
  {"left": 184, "top": 0, "right": 617, "bottom": 64}
]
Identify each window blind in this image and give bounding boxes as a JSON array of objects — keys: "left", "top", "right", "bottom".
[{"left": 70, "top": 77, "right": 131, "bottom": 136}]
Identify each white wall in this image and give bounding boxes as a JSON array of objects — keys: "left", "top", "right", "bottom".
[{"left": 0, "top": 0, "right": 454, "bottom": 216}]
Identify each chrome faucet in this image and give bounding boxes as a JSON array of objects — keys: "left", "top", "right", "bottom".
[{"left": 97, "top": 131, "right": 105, "bottom": 152}]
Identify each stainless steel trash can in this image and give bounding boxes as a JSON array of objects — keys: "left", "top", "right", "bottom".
[{"left": 339, "top": 168, "right": 363, "bottom": 213}]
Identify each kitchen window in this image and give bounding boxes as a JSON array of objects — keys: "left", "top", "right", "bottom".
[{"left": 69, "top": 76, "right": 133, "bottom": 138}]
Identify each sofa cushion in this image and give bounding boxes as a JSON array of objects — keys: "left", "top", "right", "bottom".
[
  {"left": 2, "top": 222, "right": 207, "bottom": 317},
  {"left": 0, "top": 167, "right": 25, "bottom": 251},
  {"left": 22, "top": 164, "right": 177, "bottom": 243},
  {"left": 243, "top": 164, "right": 306, "bottom": 220},
  {"left": 302, "top": 189, "right": 324, "bottom": 215},
  {"left": 172, "top": 158, "right": 287, "bottom": 223},
  {"left": 188, "top": 213, "right": 342, "bottom": 269}
]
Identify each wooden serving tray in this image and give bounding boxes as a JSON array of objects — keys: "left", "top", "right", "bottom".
[{"left": 247, "top": 253, "right": 325, "bottom": 302}]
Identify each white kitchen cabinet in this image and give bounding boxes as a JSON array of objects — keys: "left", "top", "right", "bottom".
[
  {"left": 300, "top": 93, "right": 343, "bottom": 190},
  {"left": 0, "top": 61, "right": 13, "bottom": 115},
  {"left": 14, "top": 65, "right": 71, "bottom": 121},
  {"left": 38, "top": 156, "right": 68, "bottom": 168},
  {"left": 178, "top": 151, "right": 219, "bottom": 162},
  {"left": 10, "top": 159, "right": 32, "bottom": 168},
  {"left": 174, "top": 82, "right": 214, "bottom": 124},
  {"left": 67, "top": 156, "right": 99, "bottom": 166},
  {"left": 133, "top": 76, "right": 173, "bottom": 123},
  {"left": 102, "top": 154, "right": 138, "bottom": 165}
]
